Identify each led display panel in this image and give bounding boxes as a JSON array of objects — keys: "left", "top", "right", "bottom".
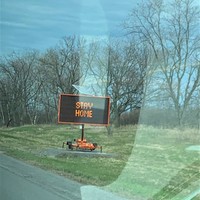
[{"left": 58, "top": 94, "right": 110, "bottom": 126}]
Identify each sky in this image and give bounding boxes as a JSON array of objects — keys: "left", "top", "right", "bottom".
[{"left": 0, "top": 0, "right": 139, "bottom": 56}]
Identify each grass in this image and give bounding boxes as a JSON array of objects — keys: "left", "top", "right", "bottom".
[
  {"left": 0, "top": 124, "right": 136, "bottom": 186},
  {"left": 0, "top": 124, "right": 199, "bottom": 199},
  {"left": 104, "top": 126, "right": 200, "bottom": 199}
]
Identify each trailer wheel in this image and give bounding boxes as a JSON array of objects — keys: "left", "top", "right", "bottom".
[
  {"left": 67, "top": 141, "right": 73, "bottom": 150},
  {"left": 93, "top": 143, "right": 97, "bottom": 147}
]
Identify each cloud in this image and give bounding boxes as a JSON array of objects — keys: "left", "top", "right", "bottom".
[
  {"left": 0, "top": 21, "right": 33, "bottom": 29},
  {"left": 80, "top": 0, "right": 109, "bottom": 35},
  {"left": 0, "top": 0, "right": 136, "bottom": 56}
]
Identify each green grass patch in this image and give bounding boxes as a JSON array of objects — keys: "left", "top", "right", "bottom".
[
  {"left": 103, "top": 126, "right": 200, "bottom": 199},
  {"left": 0, "top": 125, "right": 199, "bottom": 199},
  {"left": 0, "top": 124, "right": 136, "bottom": 186}
]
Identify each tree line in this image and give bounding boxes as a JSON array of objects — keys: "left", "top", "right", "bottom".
[
  {"left": 0, "top": 0, "right": 199, "bottom": 129},
  {"left": 0, "top": 36, "right": 146, "bottom": 127}
]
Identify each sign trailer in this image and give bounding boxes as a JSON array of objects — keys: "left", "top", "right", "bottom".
[{"left": 58, "top": 94, "right": 110, "bottom": 152}]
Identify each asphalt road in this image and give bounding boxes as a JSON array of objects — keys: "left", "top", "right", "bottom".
[{"left": 0, "top": 153, "right": 82, "bottom": 200}]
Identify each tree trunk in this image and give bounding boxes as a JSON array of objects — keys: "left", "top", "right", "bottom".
[
  {"left": 114, "top": 113, "right": 121, "bottom": 128},
  {"left": 0, "top": 102, "right": 5, "bottom": 125}
]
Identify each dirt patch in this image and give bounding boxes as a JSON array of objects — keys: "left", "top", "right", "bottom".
[{"left": 38, "top": 148, "right": 117, "bottom": 158}]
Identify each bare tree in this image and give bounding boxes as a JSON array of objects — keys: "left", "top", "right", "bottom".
[
  {"left": 84, "top": 39, "right": 147, "bottom": 127},
  {"left": 108, "top": 40, "right": 147, "bottom": 127},
  {"left": 0, "top": 51, "right": 42, "bottom": 126},
  {"left": 82, "top": 40, "right": 110, "bottom": 96},
  {"left": 125, "top": 0, "right": 200, "bottom": 127},
  {"left": 39, "top": 36, "right": 85, "bottom": 121}
]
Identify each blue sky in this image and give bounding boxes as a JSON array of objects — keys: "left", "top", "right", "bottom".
[{"left": 0, "top": 0, "right": 139, "bottom": 56}]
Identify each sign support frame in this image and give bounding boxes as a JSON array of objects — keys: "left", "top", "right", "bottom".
[{"left": 81, "top": 124, "right": 85, "bottom": 141}]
